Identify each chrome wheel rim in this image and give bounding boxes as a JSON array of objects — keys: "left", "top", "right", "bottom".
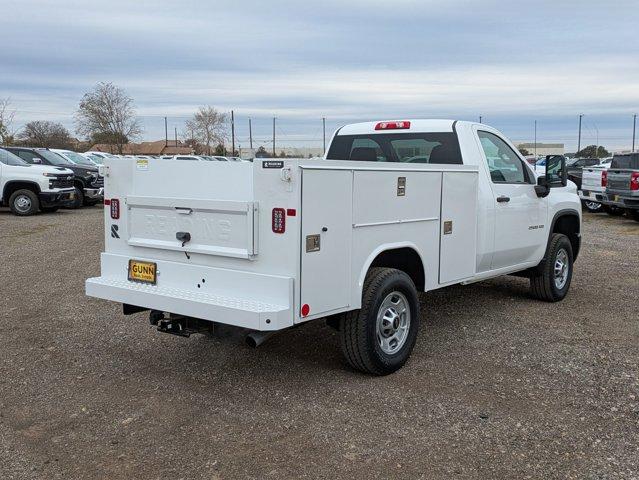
[
  {"left": 14, "top": 194, "right": 32, "bottom": 213},
  {"left": 585, "top": 201, "right": 601, "bottom": 211},
  {"left": 376, "top": 291, "right": 410, "bottom": 355},
  {"left": 554, "top": 248, "right": 569, "bottom": 290}
]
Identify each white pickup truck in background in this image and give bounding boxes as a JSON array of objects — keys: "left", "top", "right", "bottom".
[{"left": 86, "top": 120, "right": 581, "bottom": 375}]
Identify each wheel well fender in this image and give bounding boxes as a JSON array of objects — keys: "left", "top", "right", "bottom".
[
  {"left": 550, "top": 209, "right": 581, "bottom": 261},
  {"left": 358, "top": 243, "right": 426, "bottom": 300},
  {"left": 3, "top": 181, "right": 41, "bottom": 202}
]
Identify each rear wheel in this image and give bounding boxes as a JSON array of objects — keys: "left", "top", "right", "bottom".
[
  {"left": 581, "top": 200, "right": 602, "bottom": 213},
  {"left": 338, "top": 267, "right": 420, "bottom": 375},
  {"left": 602, "top": 204, "right": 624, "bottom": 216},
  {"left": 530, "top": 233, "right": 573, "bottom": 302},
  {"left": 626, "top": 209, "right": 639, "bottom": 222},
  {"left": 9, "top": 189, "right": 39, "bottom": 216}
]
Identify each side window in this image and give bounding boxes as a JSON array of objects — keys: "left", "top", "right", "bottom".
[
  {"left": 18, "top": 151, "right": 39, "bottom": 164},
  {"left": 477, "top": 131, "right": 530, "bottom": 184},
  {"left": 349, "top": 138, "right": 386, "bottom": 162}
]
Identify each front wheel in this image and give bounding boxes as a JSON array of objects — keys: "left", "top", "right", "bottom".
[
  {"left": 68, "top": 187, "right": 84, "bottom": 209},
  {"left": 602, "top": 204, "right": 624, "bottom": 216},
  {"left": 9, "top": 189, "right": 39, "bottom": 216},
  {"left": 338, "top": 267, "right": 420, "bottom": 375},
  {"left": 581, "top": 200, "right": 602, "bottom": 213},
  {"left": 530, "top": 233, "right": 573, "bottom": 302}
]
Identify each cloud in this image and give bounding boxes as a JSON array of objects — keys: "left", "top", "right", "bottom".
[{"left": 1, "top": 0, "right": 637, "bottom": 150}]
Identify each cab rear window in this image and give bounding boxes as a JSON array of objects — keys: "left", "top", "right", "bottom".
[
  {"left": 611, "top": 154, "right": 639, "bottom": 169},
  {"left": 326, "top": 132, "right": 462, "bottom": 164}
]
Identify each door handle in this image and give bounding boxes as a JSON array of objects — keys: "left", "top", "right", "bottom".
[{"left": 496, "top": 196, "right": 510, "bottom": 203}]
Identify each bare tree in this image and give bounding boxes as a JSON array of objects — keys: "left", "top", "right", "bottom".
[
  {"left": 75, "top": 82, "right": 142, "bottom": 154},
  {"left": 18, "top": 120, "right": 72, "bottom": 148},
  {"left": 0, "top": 97, "right": 16, "bottom": 145},
  {"left": 185, "top": 106, "right": 227, "bottom": 155}
]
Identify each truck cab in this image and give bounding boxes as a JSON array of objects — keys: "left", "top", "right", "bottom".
[{"left": 86, "top": 120, "right": 581, "bottom": 375}]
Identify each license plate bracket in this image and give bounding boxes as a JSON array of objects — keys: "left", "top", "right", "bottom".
[{"left": 128, "top": 260, "right": 157, "bottom": 285}]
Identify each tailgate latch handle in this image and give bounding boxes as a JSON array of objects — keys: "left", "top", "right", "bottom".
[
  {"left": 175, "top": 207, "right": 193, "bottom": 215},
  {"left": 176, "top": 231, "right": 191, "bottom": 247}
]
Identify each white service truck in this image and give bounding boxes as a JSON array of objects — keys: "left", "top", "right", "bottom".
[{"left": 86, "top": 120, "right": 581, "bottom": 375}]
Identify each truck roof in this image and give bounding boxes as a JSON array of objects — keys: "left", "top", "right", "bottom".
[{"left": 336, "top": 119, "right": 459, "bottom": 136}]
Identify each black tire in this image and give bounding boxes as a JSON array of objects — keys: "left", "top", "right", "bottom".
[
  {"left": 9, "top": 189, "right": 39, "bottom": 216},
  {"left": 530, "top": 233, "right": 573, "bottom": 302},
  {"left": 68, "top": 187, "right": 84, "bottom": 209},
  {"left": 338, "top": 267, "right": 420, "bottom": 375},
  {"left": 602, "top": 204, "right": 624, "bottom": 216},
  {"left": 581, "top": 200, "right": 602, "bottom": 213},
  {"left": 626, "top": 209, "right": 639, "bottom": 222},
  {"left": 40, "top": 206, "right": 59, "bottom": 213}
]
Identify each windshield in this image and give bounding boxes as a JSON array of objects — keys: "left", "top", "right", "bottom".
[
  {"left": 37, "top": 150, "right": 72, "bottom": 166},
  {"left": 63, "top": 151, "right": 95, "bottom": 166},
  {"left": 0, "top": 148, "right": 29, "bottom": 166},
  {"left": 87, "top": 155, "right": 103, "bottom": 164}
]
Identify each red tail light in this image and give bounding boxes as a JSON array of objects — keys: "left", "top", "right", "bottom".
[
  {"left": 631, "top": 172, "right": 639, "bottom": 191},
  {"left": 375, "top": 121, "right": 411, "bottom": 130},
  {"left": 110, "top": 198, "right": 120, "bottom": 219},
  {"left": 601, "top": 170, "right": 607, "bottom": 188},
  {"left": 272, "top": 208, "right": 285, "bottom": 233}
]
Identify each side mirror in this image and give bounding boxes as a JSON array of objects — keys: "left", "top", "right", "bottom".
[
  {"left": 545, "top": 155, "right": 567, "bottom": 187},
  {"left": 535, "top": 176, "right": 550, "bottom": 198}
]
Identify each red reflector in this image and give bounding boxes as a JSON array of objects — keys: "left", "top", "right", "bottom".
[
  {"left": 286, "top": 208, "right": 296, "bottom": 216},
  {"left": 301, "top": 304, "right": 310, "bottom": 317},
  {"left": 375, "top": 121, "right": 411, "bottom": 130},
  {"left": 601, "top": 170, "right": 607, "bottom": 188},
  {"left": 110, "top": 199, "right": 120, "bottom": 219},
  {"left": 103, "top": 199, "right": 111, "bottom": 205},
  {"left": 272, "top": 208, "right": 286, "bottom": 233}
]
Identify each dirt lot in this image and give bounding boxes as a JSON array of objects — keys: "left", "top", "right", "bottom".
[{"left": 1, "top": 207, "right": 638, "bottom": 479}]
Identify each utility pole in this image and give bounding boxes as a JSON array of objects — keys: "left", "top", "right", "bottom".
[
  {"left": 322, "top": 117, "right": 326, "bottom": 153},
  {"left": 248, "top": 118, "right": 253, "bottom": 150},
  {"left": 479, "top": 115, "right": 482, "bottom": 124},
  {"left": 633, "top": 114, "right": 637, "bottom": 152},
  {"left": 231, "top": 110, "right": 235, "bottom": 156},
  {"left": 534, "top": 120, "right": 537, "bottom": 157},
  {"left": 174, "top": 127, "right": 178, "bottom": 147},
  {"left": 272, "top": 117, "right": 276, "bottom": 157},
  {"left": 164, "top": 117, "right": 168, "bottom": 147},
  {"left": 577, "top": 114, "right": 583, "bottom": 154}
]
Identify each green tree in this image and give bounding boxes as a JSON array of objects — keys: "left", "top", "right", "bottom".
[
  {"left": 18, "top": 120, "right": 72, "bottom": 148},
  {"left": 76, "top": 82, "right": 142, "bottom": 154},
  {"left": 575, "top": 145, "right": 610, "bottom": 158},
  {"left": 518, "top": 147, "right": 530, "bottom": 156}
]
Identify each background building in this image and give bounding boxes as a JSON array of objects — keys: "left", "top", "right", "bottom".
[{"left": 515, "top": 142, "right": 565, "bottom": 156}]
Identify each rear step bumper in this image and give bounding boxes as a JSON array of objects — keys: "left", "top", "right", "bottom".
[{"left": 86, "top": 254, "right": 294, "bottom": 331}]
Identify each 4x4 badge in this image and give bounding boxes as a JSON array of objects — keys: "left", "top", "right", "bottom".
[{"left": 110, "top": 224, "right": 120, "bottom": 238}]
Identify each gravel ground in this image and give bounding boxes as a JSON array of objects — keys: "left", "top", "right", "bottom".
[{"left": 1, "top": 206, "right": 638, "bottom": 479}]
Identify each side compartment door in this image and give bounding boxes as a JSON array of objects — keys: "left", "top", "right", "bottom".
[
  {"left": 474, "top": 129, "right": 548, "bottom": 269},
  {"left": 300, "top": 169, "right": 352, "bottom": 319}
]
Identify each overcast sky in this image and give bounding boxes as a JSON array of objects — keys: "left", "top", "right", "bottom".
[{"left": 1, "top": 0, "right": 638, "bottom": 151}]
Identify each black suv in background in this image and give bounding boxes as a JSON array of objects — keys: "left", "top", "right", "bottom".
[{"left": 4, "top": 147, "right": 103, "bottom": 208}]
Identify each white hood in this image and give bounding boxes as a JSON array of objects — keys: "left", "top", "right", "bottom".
[{"left": 20, "top": 164, "right": 74, "bottom": 175}]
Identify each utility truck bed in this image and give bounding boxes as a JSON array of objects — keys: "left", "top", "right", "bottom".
[{"left": 86, "top": 120, "right": 581, "bottom": 375}]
